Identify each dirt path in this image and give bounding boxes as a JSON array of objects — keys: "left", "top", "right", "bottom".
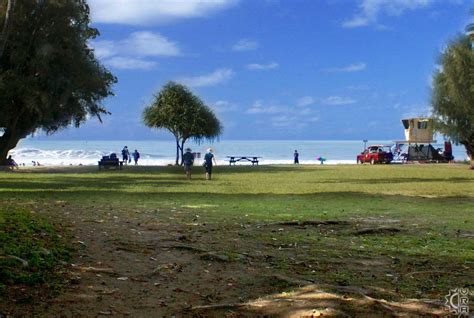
[{"left": 7, "top": 203, "right": 447, "bottom": 317}]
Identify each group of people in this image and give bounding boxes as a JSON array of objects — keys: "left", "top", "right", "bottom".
[
  {"left": 183, "top": 148, "right": 216, "bottom": 180},
  {"left": 121, "top": 146, "right": 140, "bottom": 165},
  {"left": 3, "top": 156, "right": 41, "bottom": 169}
]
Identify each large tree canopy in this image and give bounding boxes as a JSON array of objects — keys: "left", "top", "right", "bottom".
[
  {"left": 0, "top": 0, "right": 116, "bottom": 165},
  {"left": 432, "top": 35, "right": 474, "bottom": 168},
  {"left": 143, "top": 82, "right": 222, "bottom": 165}
]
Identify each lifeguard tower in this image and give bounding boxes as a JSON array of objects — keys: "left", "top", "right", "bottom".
[
  {"left": 402, "top": 118, "right": 435, "bottom": 144},
  {"left": 394, "top": 118, "right": 447, "bottom": 162}
]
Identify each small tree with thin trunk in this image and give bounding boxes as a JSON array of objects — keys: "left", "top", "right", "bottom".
[
  {"left": 431, "top": 36, "right": 474, "bottom": 168},
  {"left": 143, "top": 82, "right": 222, "bottom": 165}
]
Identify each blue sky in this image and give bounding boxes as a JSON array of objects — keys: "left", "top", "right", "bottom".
[{"left": 48, "top": 0, "right": 473, "bottom": 141}]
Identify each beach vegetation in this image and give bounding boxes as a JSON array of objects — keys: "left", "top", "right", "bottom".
[
  {"left": 0, "top": 0, "right": 116, "bottom": 166},
  {"left": 143, "top": 82, "right": 222, "bottom": 165},
  {"left": 432, "top": 35, "right": 474, "bottom": 168}
]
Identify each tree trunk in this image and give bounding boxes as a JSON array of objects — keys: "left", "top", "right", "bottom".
[
  {"left": 0, "top": 128, "right": 22, "bottom": 166},
  {"left": 179, "top": 139, "right": 185, "bottom": 166},
  {"left": 0, "top": 0, "right": 15, "bottom": 58},
  {"left": 175, "top": 137, "right": 180, "bottom": 165},
  {"left": 462, "top": 141, "right": 474, "bottom": 169}
]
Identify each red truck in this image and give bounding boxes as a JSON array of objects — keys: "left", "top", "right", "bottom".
[{"left": 357, "top": 145, "right": 393, "bottom": 164}]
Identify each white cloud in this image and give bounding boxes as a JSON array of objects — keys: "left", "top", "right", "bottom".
[
  {"left": 271, "top": 115, "right": 296, "bottom": 128},
  {"left": 322, "top": 96, "right": 357, "bottom": 106},
  {"left": 298, "top": 108, "right": 312, "bottom": 116},
  {"left": 246, "top": 62, "right": 279, "bottom": 70},
  {"left": 401, "top": 103, "right": 432, "bottom": 118},
  {"left": 368, "top": 121, "right": 380, "bottom": 127},
  {"left": 232, "top": 39, "right": 259, "bottom": 51},
  {"left": 210, "top": 100, "right": 238, "bottom": 113},
  {"left": 246, "top": 100, "right": 287, "bottom": 114},
  {"left": 92, "top": 32, "right": 181, "bottom": 58},
  {"left": 246, "top": 98, "right": 321, "bottom": 129},
  {"left": 347, "top": 84, "right": 370, "bottom": 91},
  {"left": 91, "top": 32, "right": 180, "bottom": 70},
  {"left": 89, "top": 0, "right": 238, "bottom": 25},
  {"left": 178, "top": 68, "right": 234, "bottom": 87},
  {"left": 105, "top": 57, "right": 158, "bottom": 70},
  {"left": 269, "top": 115, "right": 310, "bottom": 130},
  {"left": 123, "top": 32, "right": 181, "bottom": 57},
  {"left": 92, "top": 40, "right": 116, "bottom": 59},
  {"left": 327, "top": 62, "right": 366, "bottom": 73},
  {"left": 307, "top": 116, "right": 320, "bottom": 122},
  {"left": 296, "top": 96, "right": 315, "bottom": 107},
  {"left": 343, "top": 0, "right": 435, "bottom": 28}
]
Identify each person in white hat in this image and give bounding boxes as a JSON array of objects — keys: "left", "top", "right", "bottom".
[
  {"left": 182, "top": 148, "right": 195, "bottom": 180},
  {"left": 203, "top": 148, "right": 217, "bottom": 180}
]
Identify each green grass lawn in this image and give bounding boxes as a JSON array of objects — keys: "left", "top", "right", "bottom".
[{"left": 0, "top": 164, "right": 473, "bottom": 302}]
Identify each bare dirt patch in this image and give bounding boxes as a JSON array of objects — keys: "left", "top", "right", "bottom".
[
  {"left": 354, "top": 227, "right": 401, "bottom": 235},
  {"left": 2, "top": 203, "right": 449, "bottom": 317}
]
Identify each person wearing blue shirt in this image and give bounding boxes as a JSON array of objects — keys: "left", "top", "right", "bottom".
[
  {"left": 121, "top": 146, "right": 130, "bottom": 164},
  {"left": 203, "top": 148, "right": 217, "bottom": 180},
  {"left": 132, "top": 149, "right": 140, "bottom": 165},
  {"left": 183, "top": 148, "right": 195, "bottom": 180}
]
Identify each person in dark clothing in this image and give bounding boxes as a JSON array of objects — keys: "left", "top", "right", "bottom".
[
  {"left": 6, "top": 155, "right": 18, "bottom": 169},
  {"left": 132, "top": 149, "right": 140, "bottom": 165},
  {"left": 182, "top": 148, "right": 195, "bottom": 180},
  {"left": 121, "top": 146, "right": 130, "bottom": 164},
  {"left": 294, "top": 150, "right": 299, "bottom": 164},
  {"left": 443, "top": 141, "right": 454, "bottom": 162},
  {"left": 203, "top": 148, "right": 217, "bottom": 180}
]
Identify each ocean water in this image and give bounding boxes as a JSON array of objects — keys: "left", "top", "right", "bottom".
[{"left": 9, "top": 139, "right": 469, "bottom": 166}]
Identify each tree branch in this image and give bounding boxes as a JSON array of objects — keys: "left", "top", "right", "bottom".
[{"left": 0, "top": 0, "right": 15, "bottom": 58}]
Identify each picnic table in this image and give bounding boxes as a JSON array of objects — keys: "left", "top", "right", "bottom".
[
  {"left": 98, "top": 155, "right": 123, "bottom": 171},
  {"left": 227, "top": 156, "right": 261, "bottom": 165}
]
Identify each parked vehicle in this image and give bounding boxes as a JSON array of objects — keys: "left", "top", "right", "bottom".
[{"left": 357, "top": 145, "right": 393, "bottom": 164}]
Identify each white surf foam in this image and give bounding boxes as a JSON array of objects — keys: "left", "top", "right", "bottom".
[{"left": 8, "top": 148, "right": 356, "bottom": 166}]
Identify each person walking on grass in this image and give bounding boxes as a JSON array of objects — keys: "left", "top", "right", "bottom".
[
  {"left": 132, "top": 149, "right": 140, "bottom": 165},
  {"left": 294, "top": 149, "right": 299, "bottom": 164},
  {"left": 183, "top": 148, "right": 195, "bottom": 180},
  {"left": 203, "top": 148, "right": 217, "bottom": 180}
]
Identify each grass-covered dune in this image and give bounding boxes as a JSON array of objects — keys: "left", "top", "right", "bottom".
[{"left": 1, "top": 164, "right": 473, "bottom": 316}]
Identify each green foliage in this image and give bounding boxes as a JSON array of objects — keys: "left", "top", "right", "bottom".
[
  {"left": 143, "top": 82, "right": 222, "bottom": 164},
  {"left": 0, "top": 0, "right": 116, "bottom": 163},
  {"left": 432, "top": 36, "right": 474, "bottom": 160},
  {"left": 0, "top": 207, "right": 71, "bottom": 288}
]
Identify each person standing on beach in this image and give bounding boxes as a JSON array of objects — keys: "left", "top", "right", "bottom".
[
  {"left": 183, "top": 148, "right": 195, "bottom": 180},
  {"left": 294, "top": 150, "right": 299, "bottom": 164},
  {"left": 132, "top": 149, "right": 140, "bottom": 165},
  {"left": 121, "top": 146, "right": 130, "bottom": 164},
  {"left": 6, "top": 155, "right": 19, "bottom": 169},
  {"left": 203, "top": 148, "right": 217, "bottom": 180}
]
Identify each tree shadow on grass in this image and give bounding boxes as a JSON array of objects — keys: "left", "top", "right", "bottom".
[
  {"left": 0, "top": 184, "right": 473, "bottom": 201},
  {"left": 4, "top": 164, "right": 334, "bottom": 175},
  {"left": 316, "top": 177, "right": 473, "bottom": 185},
  {"left": 0, "top": 178, "right": 185, "bottom": 191}
]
